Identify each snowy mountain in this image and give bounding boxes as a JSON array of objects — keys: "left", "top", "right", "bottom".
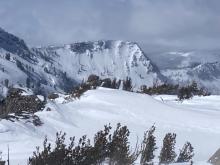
[
  {"left": 158, "top": 51, "right": 220, "bottom": 93},
  {"left": 32, "top": 40, "right": 165, "bottom": 90},
  {"left": 1, "top": 27, "right": 220, "bottom": 95},
  {"left": 0, "top": 28, "right": 220, "bottom": 164},
  {"left": 148, "top": 50, "right": 220, "bottom": 70},
  {"left": 0, "top": 28, "right": 165, "bottom": 96},
  {"left": 0, "top": 28, "right": 33, "bottom": 61}
]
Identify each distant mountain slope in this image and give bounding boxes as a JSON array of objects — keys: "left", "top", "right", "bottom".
[
  {"left": 0, "top": 28, "right": 34, "bottom": 61},
  {"left": 0, "top": 28, "right": 76, "bottom": 96},
  {"left": 148, "top": 50, "right": 220, "bottom": 70},
  {"left": 2, "top": 26, "right": 220, "bottom": 94},
  {"left": 0, "top": 28, "right": 164, "bottom": 96},
  {"left": 162, "top": 61, "right": 220, "bottom": 94},
  {"left": 32, "top": 40, "right": 165, "bottom": 89}
]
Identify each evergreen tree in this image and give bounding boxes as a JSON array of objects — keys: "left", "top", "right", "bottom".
[
  {"left": 189, "top": 81, "right": 199, "bottom": 94},
  {"left": 178, "top": 87, "right": 193, "bottom": 100},
  {"left": 123, "top": 77, "right": 132, "bottom": 91},
  {"left": 159, "top": 133, "right": 177, "bottom": 164},
  {"left": 4, "top": 79, "right": 9, "bottom": 88},
  {"left": 177, "top": 142, "right": 194, "bottom": 163},
  {"left": 178, "top": 81, "right": 209, "bottom": 100},
  {"left": 29, "top": 136, "right": 52, "bottom": 165},
  {"left": 92, "top": 124, "right": 112, "bottom": 164},
  {"left": 140, "top": 125, "right": 157, "bottom": 165},
  {"left": 51, "top": 132, "right": 67, "bottom": 165},
  {"left": 72, "top": 135, "right": 93, "bottom": 165},
  {"left": 5, "top": 53, "right": 10, "bottom": 61},
  {"left": 111, "top": 78, "right": 117, "bottom": 89},
  {"left": 28, "top": 124, "right": 195, "bottom": 165},
  {"left": 26, "top": 77, "right": 31, "bottom": 88},
  {"left": 16, "top": 60, "right": 25, "bottom": 71},
  {"left": 108, "top": 123, "right": 138, "bottom": 165}
]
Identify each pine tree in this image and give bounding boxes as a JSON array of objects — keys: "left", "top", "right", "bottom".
[
  {"left": 28, "top": 124, "right": 195, "bottom": 165},
  {"left": 26, "top": 78, "right": 31, "bottom": 88},
  {"left": 16, "top": 60, "right": 24, "bottom": 71},
  {"left": 92, "top": 124, "right": 112, "bottom": 164},
  {"left": 159, "top": 133, "right": 177, "bottom": 164},
  {"left": 5, "top": 53, "right": 10, "bottom": 61},
  {"left": 140, "top": 125, "right": 157, "bottom": 165},
  {"left": 123, "top": 77, "right": 132, "bottom": 91},
  {"left": 51, "top": 132, "right": 67, "bottom": 165},
  {"left": 178, "top": 87, "right": 193, "bottom": 100},
  {"left": 4, "top": 79, "right": 9, "bottom": 88},
  {"left": 177, "top": 142, "right": 194, "bottom": 163},
  {"left": 73, "top": 135, "right": 93, "bottom": 165},
  {"left": 190, "top": 81, "right": 199, "bottom": 94},
  {"left": 108, "top": 123, "right": 137, "bottom": 165},
  {"left": 111, "top": 78, "right": 117, "bottom": 89},
  {"left": 29, "top": 136, "right": 52, "bottom": 165}
]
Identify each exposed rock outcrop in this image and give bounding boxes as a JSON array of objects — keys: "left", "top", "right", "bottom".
[
  {"left": 0, "top": 88, "right": 45, "bottom": 117},
  {"left": 209, "top": 148, "right": 220, "bottom": 165}
]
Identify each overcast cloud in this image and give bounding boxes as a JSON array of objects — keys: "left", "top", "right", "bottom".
[{"left": 0, "top": 0, "right": 220, "bottom": 50}]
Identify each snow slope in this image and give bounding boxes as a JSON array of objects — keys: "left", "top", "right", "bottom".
[{"left": 0, "top": 88, "right": 219, "bottom": 164}]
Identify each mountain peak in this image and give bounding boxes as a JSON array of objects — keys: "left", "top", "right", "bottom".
[{"left": 32, "top": 40, "right": 164, "bottom": 89}]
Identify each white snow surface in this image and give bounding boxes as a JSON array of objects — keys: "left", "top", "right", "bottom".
[{"left": 0, "top": 88, "right": 218, "bottom": 164}]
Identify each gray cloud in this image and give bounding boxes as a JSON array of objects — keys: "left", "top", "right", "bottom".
[{"left": 0, "top": 0, "right": 220, "bottom": 50}]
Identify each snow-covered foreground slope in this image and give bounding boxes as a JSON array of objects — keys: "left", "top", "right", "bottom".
[{"left": 0, "top": 88, "right": 219, "bottom": 164}]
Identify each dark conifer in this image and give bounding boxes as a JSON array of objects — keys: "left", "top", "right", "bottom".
[
  {"left": 177, "top": 142, "right": 194, "bottom": 163},
  {"left": 123, "top": 77, "right": 132, "bottom": 91},
  {"left": 108, "top": 123, "right": 138, "bottom": 165},
  {"left": 159, "top": 133, "right": 177, "bottom": 164},
  {"left": 92, "top": 124, "right": 112, "bottom": 164},
  {"left": 140, "top": 125, "right": 157, "bottom": 165}
]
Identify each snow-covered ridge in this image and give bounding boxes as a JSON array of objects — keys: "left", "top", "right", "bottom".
[
  {"left": 32, "top": 40, "right": 164, "bottom": 89},
  {"left": 0, "top": 26, "right": 164, "bottom": 94},
  {"left": 1, "top": 26, "right": 220, "bottom": 94},
  {"left": 0, "top": 28, "right": 33, "bottom": 61}
]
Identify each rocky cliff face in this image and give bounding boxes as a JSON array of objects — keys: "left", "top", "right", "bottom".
[
  {"left": 33, "top": 40, "right": 165, "bottom": 90},
  {"left": 0, "top": 88, "right": 45, "bottom": 117},
  {"left": 0, "top": 27, "right": 165, "bottom": 95}
]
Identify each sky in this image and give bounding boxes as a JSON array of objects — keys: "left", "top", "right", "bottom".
[{"left": 0, "top": 0, "right": 220, "bottom": 51}]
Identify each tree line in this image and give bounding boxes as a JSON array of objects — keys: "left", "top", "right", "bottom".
[
  {"left": 71, "top": 74, "right": 210, "bottom": 101},
  {"left": 28, "top": 123, "right": 194, "bottom": 165}
]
